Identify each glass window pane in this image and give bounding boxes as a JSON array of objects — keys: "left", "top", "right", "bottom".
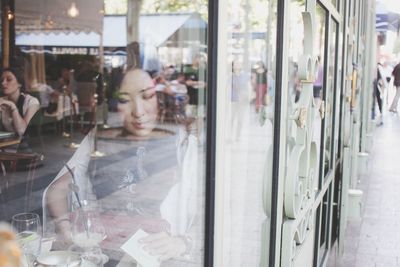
[
  {"left": 288, "top": 0, "right": 305, "bottom": 105},
  {"left": 315, "top": 3, "right": 327, "bottom": 184},
  {"left": 4, "top": 1, "right": 208, "bottom": 266},
  {"left": 323, "top": 18, "right": 338, "bottom": 177},
  {"left": 219, "top": 0, "right": 277, "bottom": 265},
  {"left": 331, "top": 0, "right": 337, "bottom": 9},
  {"left": 317, "top": 186, "right": 331, "bottom": 264}
]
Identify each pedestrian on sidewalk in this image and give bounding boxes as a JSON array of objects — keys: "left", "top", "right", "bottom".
[
  {"left": 375, "top": 63, "right": 386, "bottom": 125},
  {"left": 389, "top": 61, "right": 400, "bottom": 113}
]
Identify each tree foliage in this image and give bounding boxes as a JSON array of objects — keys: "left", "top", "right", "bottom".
[
  {"left": 141, "top": 0, "right": 208, "bottom": 19},
  {"left": 104, "top": 0, "right": 127, "bottom": 14}
]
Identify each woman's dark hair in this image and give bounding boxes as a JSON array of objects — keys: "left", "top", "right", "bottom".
[{"left": 1, "top": 66, "right": 25, "bottom": 92}]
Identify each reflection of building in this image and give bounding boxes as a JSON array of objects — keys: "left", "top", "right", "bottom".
[
  {"left": 16, "top": 13, "right": 207, "bottom": 68},
  {"left": 0, "top": 0, "right": 384, "bottom": 267}
]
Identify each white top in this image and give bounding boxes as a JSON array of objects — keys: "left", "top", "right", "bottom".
[{"left": 0, "top": 93, "right": 40, "bottom": 133}]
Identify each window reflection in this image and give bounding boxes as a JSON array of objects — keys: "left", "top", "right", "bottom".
[
  {"left": 315, "top": 4, "right": 327, "bottom": 181},
  {"left": 44, "top": 69, "right": 204, "bottom": 265},
  {"left": 323, "top": 20, "right": 338, "bottom": 177},
  {"left": 288, "top": 1, "right": 305, "bottom": 104},
  {"left": 221, "top": 0, "right": 277, "bottom": 266},
  {"left": 1, "top": 2, "right": 207, "bottom": 266}
]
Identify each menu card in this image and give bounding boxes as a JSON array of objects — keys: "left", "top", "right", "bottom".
[{"left": 120, "top": 229, "right": 160, "bottom": 267}]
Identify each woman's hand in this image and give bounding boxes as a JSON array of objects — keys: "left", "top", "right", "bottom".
[
  {"left": 52, "top": 220, "right": 72, "bottom": 250},
  {"left": 140, "top": 231, "right": 186, "bottom": 261},
  {"left": 0, "top": 98, "right": 17, "bottom": 113}
]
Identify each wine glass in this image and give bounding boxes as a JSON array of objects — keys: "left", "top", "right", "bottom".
[
  {"left": 11, "top": 213, "right": 42, "bottom": 264},
  {"left": 70, "top": 201, "right": 107, "bottom": 266}
]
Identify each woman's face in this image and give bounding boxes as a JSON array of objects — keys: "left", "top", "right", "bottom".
[
  {"left": 1, "top": 71, "right": 21, "bottom": 96},
  {"left": 118, "top": 70, "right": 158, "bottom": 136}
]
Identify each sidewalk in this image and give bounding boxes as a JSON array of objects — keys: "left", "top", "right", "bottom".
[{"left": 334, "top": 113, "right": 400, "bottom": 267}]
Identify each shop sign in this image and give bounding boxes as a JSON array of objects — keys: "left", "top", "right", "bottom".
[{"left": 51, "top": 47, "right": 99, "bottom": 55}]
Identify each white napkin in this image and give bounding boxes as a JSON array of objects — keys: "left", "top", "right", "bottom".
[{"left": 120, "top": 229, "right": 160, "bottom": 267}]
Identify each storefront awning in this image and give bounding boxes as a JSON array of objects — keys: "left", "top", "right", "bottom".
[
  {"left": 16, "top": 13, "right": 207, "bottom": 54},
  {"left": 376, "top": 0, "right": 400, "bottom": 32},
  {"left": 15, "top": 0, "right": 104, "bottom": 33}
]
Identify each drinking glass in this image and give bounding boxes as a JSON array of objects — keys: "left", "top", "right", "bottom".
[
  {"left": 71, "top": 201, "right": 106, "bottom": 249},
  {"left": 11, "top": 213, "right": 42, "bottom": 264}
]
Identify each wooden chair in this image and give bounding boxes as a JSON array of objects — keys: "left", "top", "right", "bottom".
[{"left": 0, "top": 152, "right": 44, "bottom": 216}]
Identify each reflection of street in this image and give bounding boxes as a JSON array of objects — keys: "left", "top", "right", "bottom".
[
  {"left": 224, "top": 103, "right": 273, "bottom": 266},
  {"left": 0, "top": 132, "right": 83, "bottom": 221},
  {"left": 0, "top": 111, "right": 191, "bottom": 221}
]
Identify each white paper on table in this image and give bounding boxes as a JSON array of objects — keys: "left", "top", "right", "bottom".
[{"left": 120, "top": 229, "right": 160, "bottom": 267}]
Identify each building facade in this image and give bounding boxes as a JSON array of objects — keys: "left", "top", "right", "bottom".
[{"left": 0, "top": 0, "right": 376, "bottom": 266}]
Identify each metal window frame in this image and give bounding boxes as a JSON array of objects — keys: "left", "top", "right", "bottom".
[
  {"left": 269, "top": 0, "right": 288, "bottom": 265},
  {"left": 205, "top": 0, "right": 287, "bottom": 266},
  {"left": 204, "top": 0, "right": 218, "bottom": 265}
]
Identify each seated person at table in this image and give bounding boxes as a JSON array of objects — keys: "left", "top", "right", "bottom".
[
  {"left": 43, "top": 69, "right": 202, "bottom": 265},
  {"left": 0, "top": 67, "right": 40, "bottom": 136},
  {"left": 30, "top": 80, "right": 59, "bottom": 114}
]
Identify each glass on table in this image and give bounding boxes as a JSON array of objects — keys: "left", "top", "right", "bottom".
[
  {"left": 71, "top": 200, "right": 106, "bottom": 249},
  {"left": 11, "top": 212, "right": 42, "bottom": 264}
]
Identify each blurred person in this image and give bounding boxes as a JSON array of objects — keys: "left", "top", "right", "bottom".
[
  {"left": 230, "top": 60, "right": 249, "bottom": 140},
  {"left": 56, "top": 68, "right": 77, "bottom": 95},
  {"left": 389, "top": 61, "right": 400, "bottom": 113},
  {"left": 184, "top": 55, "right": 206, "bottom": 118},
  {"left": 164, "top": 65, "right": 178, "bottom": 81},
  {"left": 76, "top": 60, "right": 104, "bottom": 105},
  {"left": 251, "top": 61, "right": 267, "bottom": 113},
  {"left": 0, "top": 67, "right": 40, "bottom": 136},
  {"left": 30, "top": 80, "right": 59, "bottom": 114},
  {"left": 313, "top": 56, "right": 324, "bottom": 99},
  {"left": 43, "top": 69, "right": 201, "bottom": 265},
  {"left": 382, "top": 61, "right": 393, "bottom": 83},
  {"left": 375, "top": 63, "right": 387, "bottom": 124}
]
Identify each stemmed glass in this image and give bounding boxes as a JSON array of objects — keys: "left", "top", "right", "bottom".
[
  {"left": 11, "top": 213, "right": 42, "bottom": 264},
  {"left": 71, "top": 201, "right": 106, "bottom": 248},
  {"left": 70, "top": 201, "right": 107, "bottom": 266}
]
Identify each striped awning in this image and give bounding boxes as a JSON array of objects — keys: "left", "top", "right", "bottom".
[{"left": 376, "top": 0, "right": 400, "bottom": 32}]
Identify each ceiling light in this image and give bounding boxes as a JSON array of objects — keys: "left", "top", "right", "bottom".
[{"left": 67, "top": 2, "right": 79, "bottom": 18}]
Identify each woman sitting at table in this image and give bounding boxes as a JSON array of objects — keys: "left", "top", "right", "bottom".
[
  {"left": 0, "top": 67, "right": 40, "bottom": 136},
  {"left": 43, "top": 68, "right": 201, "bottom": 265}
]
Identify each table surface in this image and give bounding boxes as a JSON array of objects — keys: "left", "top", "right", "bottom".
[{"left": 0, "top": 137, "right": 20, "bottom": 148}]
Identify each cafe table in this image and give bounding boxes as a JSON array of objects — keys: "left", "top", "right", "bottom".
[
  {"left": 0, "top": 132, "right": 20, "bottom": 149},
  {"left": 32, "top": 238, "right": 138, "bottom": 267}
]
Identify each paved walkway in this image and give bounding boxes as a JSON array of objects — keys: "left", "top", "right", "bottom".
[{"left": 332, "top": 113, "right": 400, "bottom": 267}]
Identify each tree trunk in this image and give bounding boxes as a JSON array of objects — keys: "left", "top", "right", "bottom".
[{"left": 126, "top": 0, "right": 142, "bottom": 69}]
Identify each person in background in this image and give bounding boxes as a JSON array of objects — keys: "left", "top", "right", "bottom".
[
  {"left": 230, "top": 60, "right": 248, "bottom": 140},
  {"left": 389, "top": 61, "right": 400, "bottom": 113},
  {"left": 56, "top": 68, "right": 77, "bottom": 95},
  {"left": 184, "top": 55, "right": 206, "bottom": 118},
  {"left": 313, "top": 57, "right": 324, "bottom": 99},
  {"left": 0, "top": 67, "right": 40, "bottom": 136},
  {"left": 375, "top": 63, "right": 387, "bottom": 125},
  {"left": 170, "top": 73, "right": 188, "bottom": 115},
  {"left": 76, "top": 60, "right": 104, "bottom": 105},
  {"left": 252, "top": 61, "right": 267, "bottom": 113},
  {"left": 164, "top": 65, "right": 178, "bottom": 81}
]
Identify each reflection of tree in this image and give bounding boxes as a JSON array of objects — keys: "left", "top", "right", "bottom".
[
  {"left": 394, "top": 37, "right": 400, "bottom": 55},
  {"left": 142, "top": 0, "right": 208, "bottom": 20},
  {"left": 104, "top": 0, "right": 127, "bottom": 14},
  {"left": 127, "top": 0, "right": 143, "bottom": 69}
]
